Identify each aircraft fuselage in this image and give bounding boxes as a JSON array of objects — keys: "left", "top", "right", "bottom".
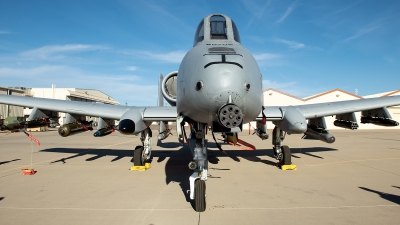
[{"left": 177, "top": 14, "right": 263, "bottom": 129}]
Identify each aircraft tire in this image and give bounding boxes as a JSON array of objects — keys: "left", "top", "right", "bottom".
[
  {"left": 280, "top": 145, "right": 291, "bottom": 165},
  {"left": 194, "top": 179, "right": 206, "bottom": 212},
  {"left": 134, "top": 146, "right": 145, "bottom": 166}
]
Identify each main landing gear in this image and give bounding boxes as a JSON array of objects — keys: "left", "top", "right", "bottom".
[
  {"left": 272, "top": 126, "right": 291, "bottom": 166},
  {"left": 187, "top": 122, "right": 208, "bottom": 212},
  {"left": 133, "top": 127, "right": 153, "bottom": 166}
]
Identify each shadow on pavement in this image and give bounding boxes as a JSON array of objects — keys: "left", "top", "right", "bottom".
[
  {"left": 291, "top": 147, "right": 338, "bottom": 159},
  {"left": 359, "top": 187, "right": 400, "bottom": 205},
  {"left": 40, "top": 143, "right": 339, "bottom": 210},
  {"left": 0, "top": 159, "right": 21, "bottom": 165}
]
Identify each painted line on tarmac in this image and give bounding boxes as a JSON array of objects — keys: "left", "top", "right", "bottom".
[
  {"left": 0, "top": 206, "right": 191, "bottom": 211},
  {"left": 298, "top": 157, "right": 400, "bottom": 167},
  {"left": 211, "top": 204, "right": 400, "bottom": 210},
  {"left": 0, "top": 204, "right": 398, "bottom": 211},
  {"left": 0, "top": 139, "right": 136, "bottom": 174}
]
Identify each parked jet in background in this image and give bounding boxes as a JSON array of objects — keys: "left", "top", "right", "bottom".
[{"left": 1, "top": 14, "right": 400, "bottom": 212}]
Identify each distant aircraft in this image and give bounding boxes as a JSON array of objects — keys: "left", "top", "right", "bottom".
[{"left": 1, "top": 14, "right": 400, "bottom": 212}]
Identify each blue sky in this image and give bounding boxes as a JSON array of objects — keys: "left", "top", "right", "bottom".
[{"left": 1, "top": 0, "right": 399, "bottom": 106}]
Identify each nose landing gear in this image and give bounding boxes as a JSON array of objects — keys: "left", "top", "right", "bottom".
[{"left": 186, "top": 122, "right": 208, "bottom": 212}]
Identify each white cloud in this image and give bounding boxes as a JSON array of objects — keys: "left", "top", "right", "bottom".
[
  {"left": 20, "top": 44, "right": 108, "bottom": 59},
  {"left": 126, "top": 66, "right": 138, "bottom": 71},
  {"left": 0, "top": 30, "right": 11, "bottom": 34},
  {"left": 241, "top": 0, "right": 270, "bottom": 19},
  {"left": 342, "top": 24, "right": 381, "bottom": 42},
  {"left": 263, "top": 80, "right": 297, "bottom": 90},
  {"left": 122, "top": 50, "right": 186, "bottom": 63},
  {"left": 262, "top": 79, "right": 318, "bottom": 97},
  {"left": 274, "top": 38, "right": 305, "bottom": 50},
  {"left": 0, "top": 65, "right": 155, "bottom": 106},
  {"left": 0, "top": 65, "right": 67, "bottom": 78},
  {"left": 253, "top": 53, "right": 281, "bottom": 61},
  {"left": 277, "top": 3, "right": 296, "bottom": 24}
]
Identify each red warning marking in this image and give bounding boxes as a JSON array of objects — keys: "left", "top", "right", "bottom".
[
  {"left": 23, "top": 131, "right": 40, "bottom": 146},
  {"left": 22, "top": 169, "right": 36, "bottom": 175},
  {"left": 226, "top": 138, "right": 256, "bottom": 151}
]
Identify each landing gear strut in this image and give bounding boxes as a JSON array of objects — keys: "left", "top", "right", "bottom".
[
  {"left": 133, "top": 127, "right": 152, "bottom": 166},
  {"left": 272, "top": 126, "right": 291, "bottom": 165},
  {"left": 186, "top": 122, "right": 207, "bottom": 212}
]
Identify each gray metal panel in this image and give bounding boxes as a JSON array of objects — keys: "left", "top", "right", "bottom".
[
  {"left": 256, "top": 106, "right": 283, "bottom": 121},
  {"left": 294, "top": 96, "right": 400, "bottom": 119},
  {"left": 309, "top": 117, "right": 327, "bottom": 129},
  {"left": 28, "top": 107, "right": 48, "bottom": 121},
  {"left": 336, "top": 112, "right": 357, "bottom": 122},
  {"left": 143, "top": 107, "right": 177, "bottom": 121},
  {"left": 362, "top": 107, "right": 392, "bottom": 118},
  {"left": 0, "top": 95, "right": 130, "bottom": 120}
]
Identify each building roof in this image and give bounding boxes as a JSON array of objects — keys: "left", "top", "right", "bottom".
[
  {"left": 0, "top": 86, "right": 26, "bottom": 93},
  {"left": 304, "top": 88, "right": 363, "bottom": 101},
  {"left": 263, "top": 88, "right": 304, "bottom": 101},
  {"left": 67, "top": 90, "right": 119, "bottom": 105},
  {"left": 382, "top": 90, "right": 400, "bottom": 97},
  {"left": 264, "top": 88, "right": 363, "bottom": 102}
]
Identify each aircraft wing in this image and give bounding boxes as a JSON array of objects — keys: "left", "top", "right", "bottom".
[
  {"left": 0, "top": 95, "right": 177, "bottom": 121},
  {"left": 258, "top": 96, "right": 400, "bottom": 125}
]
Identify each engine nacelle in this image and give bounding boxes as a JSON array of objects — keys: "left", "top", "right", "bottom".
[
  {"left": 161, "top": 71, "right": 178, "bottom": 106},
  {"left": 273, "top": 106, "right": 307, "bottom": 134},
  {"left": 118, "top": 108, "right": 150, "bottom": 135}
]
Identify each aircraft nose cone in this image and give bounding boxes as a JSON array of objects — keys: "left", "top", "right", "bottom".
[{"left": 119, "top": 119, "right": 135, "bottom": 135}]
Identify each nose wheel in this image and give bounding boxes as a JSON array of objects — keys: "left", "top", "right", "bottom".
[{"left": 194, "top": 179, "right": 206, "bottom": 212}]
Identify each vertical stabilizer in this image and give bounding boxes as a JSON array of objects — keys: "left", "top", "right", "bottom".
[
  {"left": 158, "top": 74, "right": 164, "bottom": 107},
  {"left": 157, "top": 73, "right": 171, "bottom": 140}
]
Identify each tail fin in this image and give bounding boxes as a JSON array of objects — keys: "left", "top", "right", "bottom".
[
  {"left": 157, "top": 73, "right": 171, "bottom": 140},
  {"left": 158, "top": 73, "right": 164, "bottom": 107}
]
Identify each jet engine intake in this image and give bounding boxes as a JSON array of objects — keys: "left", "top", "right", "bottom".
[
  {"left": 217, "top": 103, "right": 243, "bottom": 128},
  {"left": 118, "top": 108, "right": 149, "bottom": 135},
  {"left": 161, "top": 71, "right": 178, "bottom": 106}
]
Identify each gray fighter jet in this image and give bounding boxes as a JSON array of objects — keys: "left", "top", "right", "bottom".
[{"left": 1, "top": 14, "right": 400, "bottom": 212}]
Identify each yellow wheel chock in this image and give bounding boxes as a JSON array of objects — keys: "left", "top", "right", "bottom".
[
  {"left": 279, "top": 164, "right": 297, "bottom": 170},
  {"left": 130, "top": 163, "right": 151, "bottom": 171}
]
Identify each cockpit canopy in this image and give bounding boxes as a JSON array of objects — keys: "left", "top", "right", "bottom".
[
  {"left": 210, "top": 15, "right": 227, "bottom": 39},
  {"left": 193, "top": 14, "right": 241, "bottom": 46}
]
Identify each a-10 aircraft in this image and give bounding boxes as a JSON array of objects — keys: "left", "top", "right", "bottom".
[{"left": 1, "top": 14, "right": 400, "bottom": 212}]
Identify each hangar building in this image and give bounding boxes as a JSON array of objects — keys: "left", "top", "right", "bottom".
[
  {"left": 257, "top": 88, "right": 400, "bottom": 130},
  {"left": 0, "top": 87, "right": 25, "bottom": 120},
  {"left": 0, "top": 86, "right": 118, "bottom": 125}
]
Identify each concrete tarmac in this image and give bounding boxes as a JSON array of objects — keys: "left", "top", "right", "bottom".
[{"left": 1, "top": 127, "right": 400, "bottom": 225}]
